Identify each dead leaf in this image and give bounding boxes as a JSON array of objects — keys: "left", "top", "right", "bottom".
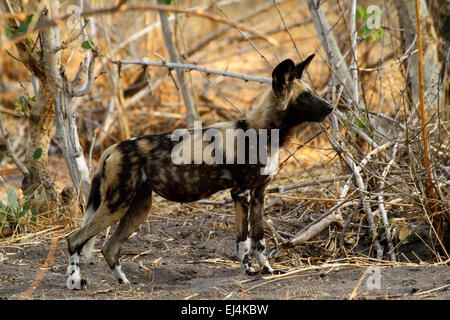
[{"left": 398, "top": 226, "right": 409, "bottom": 242}]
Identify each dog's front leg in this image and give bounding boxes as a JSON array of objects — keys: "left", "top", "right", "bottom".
[
  {"left": 231, "top": 188, "right": 258, "bottom": 276},
  {"left": 249, "top": 182, "right": 283, "bottom": 275}
]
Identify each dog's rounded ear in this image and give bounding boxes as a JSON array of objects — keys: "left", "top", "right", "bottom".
[
  {"left": 272, "top": 59, "right": 295, "bottom": 96},
  {"left": 294, "top": 54, "right": 315, "bottom": 79}
]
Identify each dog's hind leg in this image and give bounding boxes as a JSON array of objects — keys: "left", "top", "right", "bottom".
[
  {"left": 80, "top": 205, "right": 97, "bottom": 263},
  {"left": 101, "top": 184, "right": 152, "bottom": 284},
  {"left": 66, "top": 204, "right": 129, "bottom": 290}
]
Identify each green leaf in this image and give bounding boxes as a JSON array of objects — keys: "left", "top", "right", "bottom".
[
  {"left": 4, "top": 26, "right": 13, "bottom": 38},
  {"left": 14, "top": 96, "right": 31, "bottom": 117},
  {"left": 81, "top": 40, "right": 94, "bottom": 50},
  {"left": 33, "top": 147, "right": 43, "bottom": 161},
  {"left": 18, "top": 14, "right": 34, "bottom": 33},
  {"left": 362, "top": 24, "right": 370, "bottom": 36},
  {"left": 33, "top": 190, "right": 41, "bottom": 200},
  {"left": 366, "top": 28, "right": 384, "bottom": 44},
  {"left": 18, "top": 210, "right": 26, "bottom": 219},
  {"left": 6, "top": 188, "right": 18, "bottom": 210},
  {"left": 355, "top": 7, "right": 367, "bottom": 20},
  {"left": 163, "top": 0, "right": 172, "bottom": 4},
  {"left": 355, "top": 117, "right": 366, "bottom": 130},
  {"left": 31, "top": 209, "right": 38, "bottom": 226},
  {"left": 22, "top": 201, "right": 30, "bottom": 212}
]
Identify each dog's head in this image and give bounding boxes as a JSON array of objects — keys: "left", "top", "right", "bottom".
[{"left": 272, "top": 54, "right": 333, "bottom": 123}]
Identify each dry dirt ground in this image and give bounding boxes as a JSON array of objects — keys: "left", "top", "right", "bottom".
[
  {"left": 0, "top": 159, "right": 449, "bottom": 301},
  {"left": 0, "top": 195, "right": 449, "bottom": 301}
]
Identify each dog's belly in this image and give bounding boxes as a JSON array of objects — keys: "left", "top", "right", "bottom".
[{"left": 145, "top": 162, "right": 233, "bottom": 202}]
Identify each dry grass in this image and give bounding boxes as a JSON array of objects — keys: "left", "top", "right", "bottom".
[{"left": 0, "top": 0, "right": 448, "bottom": 283}]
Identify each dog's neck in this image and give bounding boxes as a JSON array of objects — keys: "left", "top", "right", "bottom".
[{"left": 245, "top": 90, "right": 302, "bottom": 147}]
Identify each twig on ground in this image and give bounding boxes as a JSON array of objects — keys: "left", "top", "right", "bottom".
[
  {"left": 266, "top": 175, "right": 352, "bottom": 194},
  {"left": 339, "top": 197, "right": 362, "bottom": 254}
]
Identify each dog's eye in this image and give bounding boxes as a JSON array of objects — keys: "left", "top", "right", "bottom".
[{"left": 298, "top": 92, "right": 310, "bottom": 99}]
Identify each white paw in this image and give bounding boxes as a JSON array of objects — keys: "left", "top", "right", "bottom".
[
  {"left": 66, "top": 265, "right": 82, "bottom": 290},
  {"left": 66, "top": 252, "right": 86, "bottom": 290},
  {"left": 113, "top": 265, "right": 130, "bottom": 284},
  {"left": 243, "top": 263, "right": 258, "bottom": 276}
]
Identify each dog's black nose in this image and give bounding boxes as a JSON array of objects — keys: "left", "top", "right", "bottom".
[{"left": 327, "top": 104, "right": 333, "bottom": 114}]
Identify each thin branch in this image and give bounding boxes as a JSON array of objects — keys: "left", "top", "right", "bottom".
[
  {"left": 307, "top": 0, "right": 357, "bottom": 104},
  {"left": 414, "top": 0, "right": 443, "bottom": 252},
  {"left": 157, "top": 0, "right": 198, "bottom": 125},
  {"left": 272, "top": 0, "right": 316, "bottom": 86},
  {"left": 111, "top": 59, "right": 272, "bottom": 84},
  {"left": 187, "top": 0, "right": 283, "bottom": 57},
  {"left": 1, "top": 3, "right": 279, "bottom": 50},
  {"left": 212, "top": 0, "right": 274, "bottom": 67},
  {"left": 0, "top": 110, "right": 30, "bottom": 178},
  {"left": 70, "top": 0, "right": 90, "bottom": 89},
  {"left": 349, "top": 0, "right": 359, "bottom": 105},
  {"left": 378, "top": 143, "right": 398, "bottom": 262},
  {"left": 71, "top": 48, "right": 98, "bottom": 97}
]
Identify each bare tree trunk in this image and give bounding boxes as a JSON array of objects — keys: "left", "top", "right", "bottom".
[
  {"left": 393, "top": 0, "right": 440, "bottom": 112},
  {"left": 22, "top": 80, "right": 58, "bottom": 204},
  {"left": 1, "top": 1, "right": 96, "bottom": 209},
  {"left": 0, "top": 1, "right": 58, "bottom": 206},
  {"left": 42, "top": 2, "right": 94, "bottom": 205}
]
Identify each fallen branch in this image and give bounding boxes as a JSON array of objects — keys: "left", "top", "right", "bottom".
[
  {"left": 266, "top": 174, "right": 352, "bottom": 194},
  {"left": 282, "top": 142, "right": 394, "bottom": 256},
  {"left": 280, "top": 180, "right": 406, "bottom": 250},
  {"left": 281, "top": 195, "right": 359, "bottom": 248}
]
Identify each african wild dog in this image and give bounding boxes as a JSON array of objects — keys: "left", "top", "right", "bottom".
[{"left": 66, "top": 54, "right": 333, "bottom": 289}]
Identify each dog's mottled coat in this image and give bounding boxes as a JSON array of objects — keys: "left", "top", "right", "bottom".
[{"left": 66, "top": 55, "right": 333, "bottom": 289}]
